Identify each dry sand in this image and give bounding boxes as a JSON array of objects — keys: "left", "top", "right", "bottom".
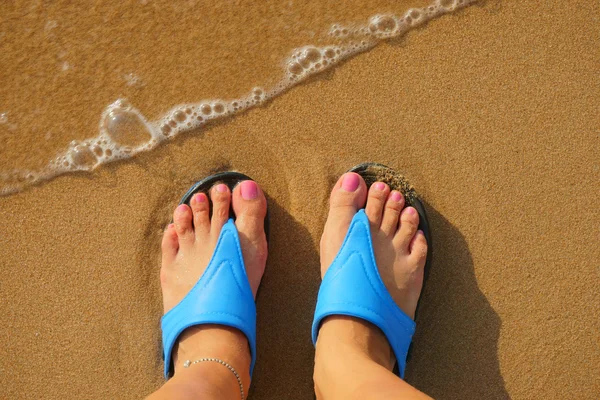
[{"left": 1, "top": 0, "right": 599, "bottom": 399}]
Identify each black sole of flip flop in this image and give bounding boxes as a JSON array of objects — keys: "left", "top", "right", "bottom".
[
  {"left": 348, "top": 162, "right": 432, "bottom": 368},
  {"left": 178, "top": 171, "right": 270, "bottom": 243}
]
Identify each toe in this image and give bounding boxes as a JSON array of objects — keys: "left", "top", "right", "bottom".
[
  {"left": 380, "top": 191, "right": 405, "bottom": 236},
  {"left": 161, "top": 223, "right": 179, "bottom": 262},
  {"left": 320, "top": 172, "right": 368, "bottom": 270},
  {"left": 408, "top": 229, "right": 428, "bottom": 267},
  {"left": 173, "top": 204, "right": 195, "bottom": 245},
  {"left": 210, "top": 183, "right": 231, "bottom": 237},
  {"left": 328, "top": 172, "right": 368, "bottom": 215},
  {"left": 365, "top": 181, "right": 390, "bottom": 228},
  {"left": 232, "top": 180, "right": 268, "bottom": 236},
  {"left": 394, "top": 206, "right": 420, "bottom": 251},
  {"left": 232, "top": 180, "right": 268, "bottom": 296},
  {"left": 190, "top": 192, "right": 210, "bottom": 239}
]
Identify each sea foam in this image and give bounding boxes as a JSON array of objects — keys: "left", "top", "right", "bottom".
[{"left": 0, "top": 0, "right": 477, "bottom": 196}]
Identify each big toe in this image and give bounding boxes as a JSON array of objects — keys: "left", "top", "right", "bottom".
[
  {"left": 232, "top": 180, "right": 268, "bottom": 296},
  {"left": 320, "top": 172, "right": 368, "bottom": 271}
]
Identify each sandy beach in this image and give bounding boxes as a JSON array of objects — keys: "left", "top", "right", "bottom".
[{"left": 1, "top": 1, "right": 599, "bottom": 398}]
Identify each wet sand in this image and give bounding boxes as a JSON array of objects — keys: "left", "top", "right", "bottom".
[{"left": 1, "top": 1, "right": 599, "bottom": 399}]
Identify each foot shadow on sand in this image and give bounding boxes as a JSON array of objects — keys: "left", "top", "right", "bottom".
[
  {"left": 250, "top": 200, "right": 508, "bottom": 399},
  {"left": 407, "top": 203, "right": 509, "bottom": 399},
  {"left": 249, "top": 200, "right": 321, "bottom": 399}
]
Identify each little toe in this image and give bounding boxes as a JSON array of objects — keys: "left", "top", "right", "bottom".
[
  {"left": 161, "top": 223, "right": 179, "bottom": 263},
  {"left": 364, "top": 182, "right": 390, "bottom": 228},
  {"left": 380, "top": 191, "right": 405, "bottom": 236},
  {"left": 210, "top": 183, "right": 232, "bottom": 237},
  {"left": 190, "top": 192, "right": 210, "bottom": 239},
  {"left": 394, "top": 206, "right": 420, "bottom": 251},
  {"left": 173, "top": 204, "right": 194, "bottom": 246}
]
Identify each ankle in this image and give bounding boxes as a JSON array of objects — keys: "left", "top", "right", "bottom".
[
  {"left": 316, "top": 316, "right": 395, "bottom": 370},
  {"left": 173, "top": 325, "right": 251, "bottom": 387}
]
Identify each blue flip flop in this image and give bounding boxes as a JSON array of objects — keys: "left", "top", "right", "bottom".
[
  {"left": 161, "top": 172, "right": 268, "bottom": 379},
  {"left": 311, "top": 163, "right": 432, "bottom": 378}
]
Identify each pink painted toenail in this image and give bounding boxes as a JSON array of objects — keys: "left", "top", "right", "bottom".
[
  {"left": 241, "top": 180, "right": 258, "bottom": 200},
  {"left": 176, "top": 204, "right": 188, "bottom": 213},
  {"left": 216, "top": 184, "right": 227, "bottom": 193},
  {"left": 373, "top": 182, "right": 385, "bottom": 191},
  {"left": 391, "top": 191, "right": 402, "bottom": 202},
  {"left": 406, "top": 207, "right": 416, "bottom": 215},
  {"left": 194, "top": 193, "right": 206, "bottom": 203},
  {"left": 341, "top": 173, "right": 360, "bottom": 192}
]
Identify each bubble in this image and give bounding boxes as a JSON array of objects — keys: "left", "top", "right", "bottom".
[
  {"left": 370, "top": 15, "right": 397, "bottom": 34},
  {"left": 92, "top": 146, "right": 104, "bottom": 157},
  {"left": 409, "top": 9, "right": 421, "bottom": 19},
  {"left": 174, "top": 110, "right": 187, "bottom": 122},
  {"left": 439, "top": 0, "right": 456, "bottom": 8},
  {"left": 324, "top": 48, "right": 336, "bottom": 59},
  {"left": 161, "top": 124, "right": 172, "bottom": 135},
  {"left": 185, "top": 108, "right": 192, "bottom": 114},
  {"left": 298, "top": 56, "right": 311, "bottom": 68},
  {"left": 288, "top": 62, "right": 303, "bottom": 75},
  {"left": 105, "top": 149, "right": 113, "bottom": 157},
  {"left": 114, "top": 99, "right": 131, "bottom": 109},
  {"left": 253, "top": 88, "right": 264, "bottom": 96},
  {"left": 103, "top": 109, "right": 152, "bottom": 147},
  {"left": 213, "top": 103, "right": 225, "bottom": 113},
  {"left": 305, "top": 48, "right": 321, "bottom": 63},
  {"left": 70, "top": 144, "right": 97, "bottom": 167},
  {"left": 196, "top": 115, "right": 204, "bottom": 121},
  {"left": 168, "top": 120, "right": 177, "bottom": 127},
  {"left": 200, "top": 104, "right": 212, "bottom": 115}
]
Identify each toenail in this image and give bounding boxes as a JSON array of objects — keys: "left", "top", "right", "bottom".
[
  {"left": 241, "top": 180, "right": 258, "bottom": 200},
  {"left": 373, "top": 182, "right": 385, "bottom": 191},
  {"left": 194, "top": 193, "right": 206, "bottom": 203},
  {"left": 391, "top": 191, "right": 402, "bottom": 202},
  {"left": 341, "top": 173, "right": 360, "bottom": 192},
  {"left": 406, "top": 207, "right": 416, "bottom": 215},
  {"left": 176, "top": 204, "right": 188, "bottom": 214},
  {"left": 216, "top": 184, "right": 227, "bottom": 193}
]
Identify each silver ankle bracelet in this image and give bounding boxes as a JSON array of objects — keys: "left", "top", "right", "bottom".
[{"left": 183, "top": 358, "right": 245, "bottom": 400}]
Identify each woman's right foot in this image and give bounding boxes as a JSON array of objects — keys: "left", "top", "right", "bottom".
[
  {"left": 320, "top": 172, "right": 428, "bottom": 319},
  {"left": 313, "top": 172, "right": 431, "bottom": 400}
]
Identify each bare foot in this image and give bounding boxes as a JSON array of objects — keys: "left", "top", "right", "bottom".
[
  {"left": 317, "top": 172, "right": 427, "bottom": 372},
  {"left": 159, "top": 180, "right": 268, "bottom": 377}
]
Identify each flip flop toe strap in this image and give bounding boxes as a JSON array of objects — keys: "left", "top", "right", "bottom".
[
  {"left": 311, "top": 210, "right": 416, "bottom": 378},
  {"left": 161, "top": 219, "right": 257, "bottom": 378}
]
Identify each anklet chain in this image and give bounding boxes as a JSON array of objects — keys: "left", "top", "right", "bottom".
[{"left": 183, "top": 358, "right": 245, "bottom": 400}]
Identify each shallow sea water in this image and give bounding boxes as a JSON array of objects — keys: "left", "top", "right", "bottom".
[{"left": 0, "top": 0, "right": 475, "bottom": 195}]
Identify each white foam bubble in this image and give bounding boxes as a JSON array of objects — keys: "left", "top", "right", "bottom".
[{"left": 0, "top": 0, "right": 479, "bottom": 196}]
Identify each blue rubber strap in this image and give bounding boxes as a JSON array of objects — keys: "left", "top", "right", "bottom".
[
  {"left": 161, "top": 218, "right": 257, "bottom": 378},
  {"left": 311, "top": 210, "right": 416, "bottom": 378}
]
